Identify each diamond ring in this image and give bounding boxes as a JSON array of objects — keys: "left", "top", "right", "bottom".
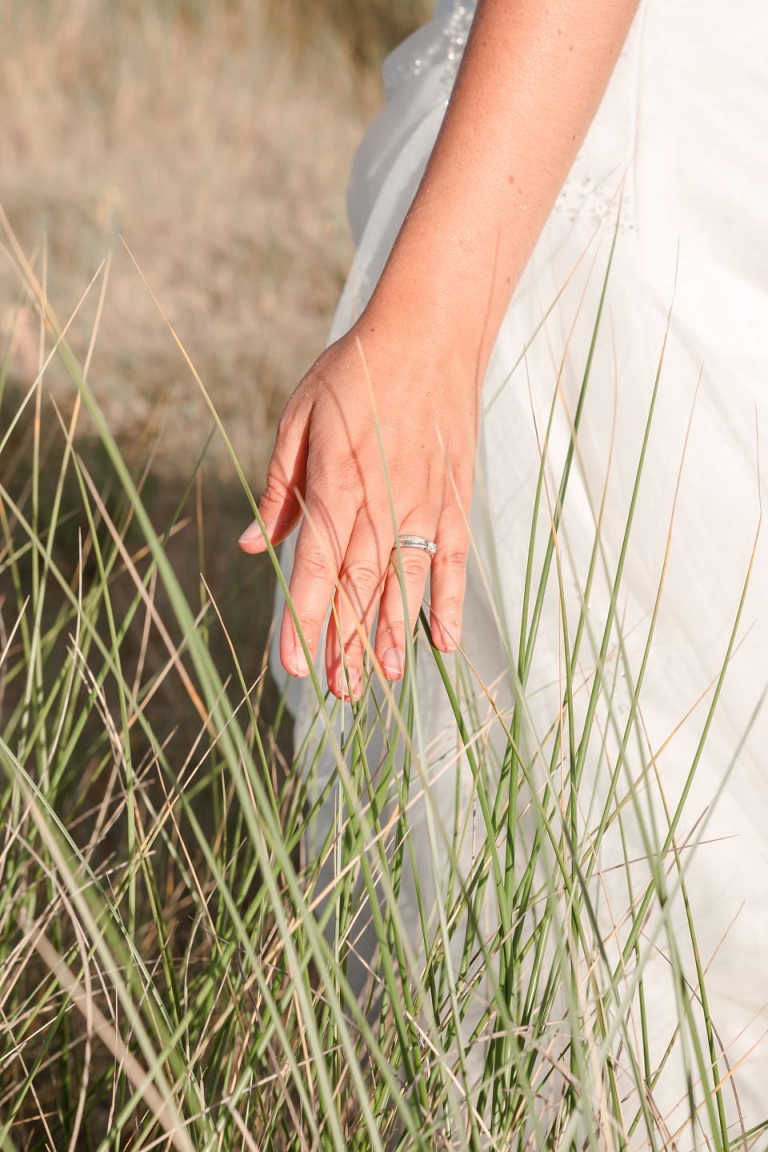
[{"left": 396, "top": 535, "right": 437, "bottom": 557}]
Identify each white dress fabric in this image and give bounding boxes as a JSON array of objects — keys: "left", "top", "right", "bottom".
[{"left": 275, "top": 1, "right": 768, "bottom": 1145}]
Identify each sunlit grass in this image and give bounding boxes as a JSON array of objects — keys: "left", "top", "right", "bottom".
[{"left": 1, "top": 212, "right": 766, "bottom": 1152}]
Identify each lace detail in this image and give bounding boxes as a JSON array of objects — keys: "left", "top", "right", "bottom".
[{"left": 553, "top": 166, "right": 635, "bottom": 233}]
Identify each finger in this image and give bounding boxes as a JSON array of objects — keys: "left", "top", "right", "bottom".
[
  {"left": 325, "top": 514, "right": 391, "bottom": 699},
  {"left": 239, "top": 404, "right": 310, "bottom": 554},
  {"left": 374, "top": 521, "right": 437, "bottom": 681},
  {"left": 428, "top": 510, "right": 469, "bottom": 653},
  {"left": 280, "top": 494, "right": 356, "bottom": 679}
]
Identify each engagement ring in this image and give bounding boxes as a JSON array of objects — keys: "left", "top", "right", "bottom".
[{"left": 396, "top": 535, "right": 437, "bottom": 557}]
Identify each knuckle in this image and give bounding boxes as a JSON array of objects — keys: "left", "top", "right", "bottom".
[
  {"left": 400, "top": 554, "right": 430, "bottom": 583},
  {"left": 340, "top": 562, "right": 382, "bottom": 597},
  {"left": 294, "top": 616, "right": 322, "bottom": 643},
  {"left": 281, "top": 611, "right": 317, "bottom": 650},
  {"left": 343, "top": 634, "right": 366, "bottom": 658},
  {"left": 297, "top": 546, "right": 334, "bottom": 584},
  {"left": 331, "top": 612, "right": 367, "bottom": 656},
  {"left": 435, "top": 547, "right": 468, "bottom": 572},
  {"left": 376, "top": 619, "right": 406, "bottom": 643},
  {"left": 261, "top": 471, "right": 293, "bottom": 507}
]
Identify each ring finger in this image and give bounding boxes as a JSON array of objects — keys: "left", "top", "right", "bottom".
[{"left": 374, "top": 516, "right": 438, "bottom": 682}]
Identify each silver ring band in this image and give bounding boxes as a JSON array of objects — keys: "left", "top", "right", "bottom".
[{"left": 397, "top": 534, "right": 437, "bottom": 557}]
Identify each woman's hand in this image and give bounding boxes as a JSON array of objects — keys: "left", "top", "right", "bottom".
[
  {"left": 238, "top": 308, "right": 479, "bottom": 699},
  {"left": 240, "top": 0, "right": 640, "bottom": 698}
]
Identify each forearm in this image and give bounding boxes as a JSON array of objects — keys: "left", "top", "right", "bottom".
[
  {"left": 244, "top": 0, "right": 642, "bottom": 686},
  {"left": 365, "top": 0, "right": 640, "bottom": 384}
]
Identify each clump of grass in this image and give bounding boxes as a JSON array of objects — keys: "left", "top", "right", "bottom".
[{"left": 1, "top": 212, "right": 767, "bottom": 1152}]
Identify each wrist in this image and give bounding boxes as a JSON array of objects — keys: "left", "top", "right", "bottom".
[{"left": 360, "top": 268, "right": 497, "bottom": 401}]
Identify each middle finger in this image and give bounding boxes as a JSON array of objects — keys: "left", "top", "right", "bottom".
[{"left": 325, "top": 511, "right": 391, "bottom": 699}]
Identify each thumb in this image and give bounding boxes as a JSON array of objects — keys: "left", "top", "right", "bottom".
[{"left": 238, "top": 405, "right": 309, "bottom": 554}]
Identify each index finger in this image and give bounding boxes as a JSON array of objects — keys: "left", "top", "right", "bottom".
[{"left": 279, "top": 493, "right": 357, "bottom": 679}]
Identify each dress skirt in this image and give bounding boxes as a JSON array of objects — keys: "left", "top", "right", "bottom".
[{"left": 273, "top": 1, "right": 768, "bottom": 1144}]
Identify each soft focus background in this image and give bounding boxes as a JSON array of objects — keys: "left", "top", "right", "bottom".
[
  {"left": 1, "top": 0, "right": 430, "bottom": 479},
  {"left": 0, "top": 0, "right": 430, "bottom": 730}
]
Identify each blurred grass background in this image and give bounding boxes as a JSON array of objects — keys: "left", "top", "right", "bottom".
[
  {"left": 0, "top": 0, "right": 430, "bottom": 483},
  {"left": 0, "top": 0, "right": 431, "bottom": 742}
]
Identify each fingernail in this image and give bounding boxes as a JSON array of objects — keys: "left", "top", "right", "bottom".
[
  {"left": 291, "top": 644, "right": 309, "bottom": 677},
  {"left": 238, "top": 520, "right": 265, "bottom": 547},
  {"left": 381, "top": 648, "right": 405, "bottom": 680}
]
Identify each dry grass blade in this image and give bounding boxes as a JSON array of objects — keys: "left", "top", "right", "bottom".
[{"left": 25, "top": 923, "right": 194, "bottom": 1152}]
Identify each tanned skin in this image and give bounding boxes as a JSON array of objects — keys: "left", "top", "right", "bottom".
[{"left": 240, "top": 0, "right": 641, "bottom": 699}]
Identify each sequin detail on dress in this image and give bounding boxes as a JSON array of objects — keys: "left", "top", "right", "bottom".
[
  {"left": 382, "top": 3, "right": 475, "bottom": 102},
  {"left": 553, "top": 165, "right": 635, "bottom": 232}
]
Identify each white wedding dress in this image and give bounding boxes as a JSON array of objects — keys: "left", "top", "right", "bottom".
[{"left": 274, "top": 1, "right": 768, "bottom": 1146}]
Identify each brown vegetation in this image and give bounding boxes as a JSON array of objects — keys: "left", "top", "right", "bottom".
[{"left": 0, "top": 0, "right": 427, "bottom": 484}]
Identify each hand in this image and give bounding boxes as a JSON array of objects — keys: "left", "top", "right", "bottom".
[
  {"left": 238, "top": 310, "right": 479, "bottom": 699},
  {"left": 237, "top": 0, "right": 640, "bottom": 700}
]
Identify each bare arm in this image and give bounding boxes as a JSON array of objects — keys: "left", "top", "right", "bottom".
[
  {"left": 240, "top": 0, "right": 640, "bottom": 698},
  {"left": 371, "top": 0, "right": 639, "bottom": 378}
]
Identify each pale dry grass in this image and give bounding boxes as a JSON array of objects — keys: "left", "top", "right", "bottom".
[
  {"left": 0, "top": 0, "right": 394, "bottom": 482},
  {"left": 265, "top": 0, "right": 432, "bottom": 68}
]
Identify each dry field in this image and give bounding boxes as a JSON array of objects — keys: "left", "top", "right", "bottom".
[
  {"left": 0, "top": 0, "right": 430, "bottom": 484},
  {"left": 0, "top": 0, "right": 430, "bottom": 763}
]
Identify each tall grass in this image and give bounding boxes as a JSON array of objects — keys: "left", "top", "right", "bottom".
[{"left": 1, "top": 212, "right": 766, "bottom": 1152}]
